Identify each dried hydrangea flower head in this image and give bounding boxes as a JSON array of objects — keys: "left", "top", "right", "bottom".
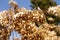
[
  {"left": 0, "top": 0, "right": 16, "bottom": 39},
  {"left": 13, "top": 7, "right": 58, "bottom": 40},
  {"left": 0, "top": 24, "right": 12, "bottom": 40},
  {"left": 0, "top": 10, "right": 9, "bottom": 27},
  {"left": 28, "top": 9, "right": 45, "bottom": 25},
  {"left": 0, "top": 0, "right": 59, "bottom": 40},
  {"left": 38, "top": 23, "right": 58, "bottom": 40},
  {"left": 47, "top": 5, "right": 60, "bottom": 17}
]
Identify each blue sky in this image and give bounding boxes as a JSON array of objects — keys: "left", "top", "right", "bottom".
[
  {"left": 0, "top": 0, "right": 60, "bottom": 11},
  {"left": 0, "top": 0, "right": 60, "bottom": 40},
  {"left": 0, "top": 0, "right": 32, "bottom": 11}
]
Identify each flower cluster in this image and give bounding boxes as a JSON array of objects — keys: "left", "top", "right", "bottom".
[
  {"left": 0, "top": 0, "right": 60, "bottom": 40},
  {"left": 0, "top": 10, "right": 13, "bottom": 40},
  {"left": 48, "top": 5, "right": 60, "bottom": 17},
  {"left": 13, "top": 8, "right": 58, "bottom": 40}
]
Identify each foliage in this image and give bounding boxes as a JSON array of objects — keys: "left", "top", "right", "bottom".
[{"left": 30, "top": 0, "right": 57, "bottom": 12}]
